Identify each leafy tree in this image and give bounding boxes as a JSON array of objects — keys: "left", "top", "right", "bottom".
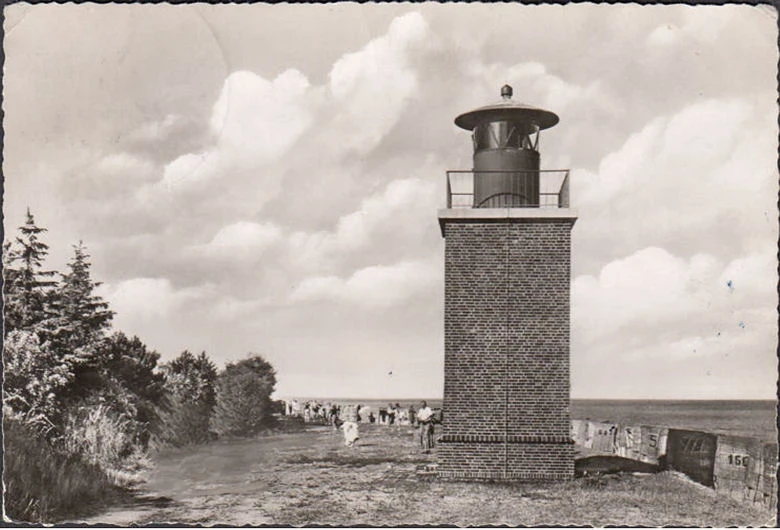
[
  {"left": 3, "top": 209, "right": 58, "bottom": 334},
  {"left": 164, "top": 350, "right": 218, "bottom": 407},
  {"left": 96, "top": 332, "right": 165, "bottom": 405},
  {"left": 3, "top": 330, "right": 73, "bottom": 435},
  {"left": 156, "top": 351, "right": 218, "bottom": 446},
  {"left": 95, "top": 332, "right": 166, "bottom": 446},
  {"left": 211, "top": 355, "right": 277, "bottom": 437},
  {"left": 57, "top": 332, "right": 166, "bottom": 448}
]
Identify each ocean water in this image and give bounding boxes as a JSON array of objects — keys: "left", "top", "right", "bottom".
[
  {"left": 571, "top": 399, "right": 777, "bottom": 443},
  {"left": 295, "top": 398, "right": 777, "bottom": 444}
]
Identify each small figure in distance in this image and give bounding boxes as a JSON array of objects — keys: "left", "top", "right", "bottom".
[
  {"left": 416, "top": 400, "right": 435, "bottom": 454},
  {"left": 341, "top": 404, "right": 359, "bottom": 447},
  {"left": 329, "top": 403, "right": 339, "bottom": 428}
]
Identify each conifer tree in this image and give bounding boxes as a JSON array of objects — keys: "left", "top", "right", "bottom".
[
  {"left": 52, "top": 241, "right": 114, "bottom": 351},
  {"left": 2, "top": 240, "right": 22, "bottom": 332},
  {"left": 3, "top": 208, "right": 58, "bottom": 334}
]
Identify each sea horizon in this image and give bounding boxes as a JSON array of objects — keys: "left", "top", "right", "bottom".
[{"left": 278, "top": 396, "right": 777, "bottom": 403}]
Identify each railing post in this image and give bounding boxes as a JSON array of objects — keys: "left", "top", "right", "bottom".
[
  {"left": 559, "top": 170, "right": 570, "bottom": 208},
  {"left": 446, "top": 172, "right": 452, "bottom": 209},
  {"left": 471, "top": 170, "right": 476, "bottom": 208}
]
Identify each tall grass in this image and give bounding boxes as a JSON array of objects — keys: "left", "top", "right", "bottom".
[
  {"left": 62, "top": 403, "right": 153, "bottom": 487},
  {"left": 3, "top": 417, "right": 127, "bottom": 522}
]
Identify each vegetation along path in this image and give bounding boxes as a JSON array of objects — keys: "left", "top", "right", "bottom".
[{"left": 78, "top": 423, "right": 774, "bottom": 526}]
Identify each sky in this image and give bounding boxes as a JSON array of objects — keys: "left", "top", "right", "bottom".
[{"left": 3, "top": 3, "right": 778, "bottom": 400}]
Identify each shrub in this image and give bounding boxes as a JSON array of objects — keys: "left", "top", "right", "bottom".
[
  {"left": 3, "top": 330, "right": 73, "bottom": 435},
  {"left": 153, "top": 398, "right": 216, "bottom": 447},
  {"left": 210, "top": 355, "right": 277, "bottom": 437},
  {"left": 3, "top": 417, "right": 125, "bottom": 522},
  {"left": 153, "top": 351, "right": 217, "bottom": 447}
]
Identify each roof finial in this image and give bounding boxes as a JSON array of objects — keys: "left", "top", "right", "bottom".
[{"left": 501, "top": 84, "right": 513, "bottom": 100}]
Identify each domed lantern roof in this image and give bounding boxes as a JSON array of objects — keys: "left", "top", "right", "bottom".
[{"left": 454, "top": 85, "right": 559, "bottom": 132}]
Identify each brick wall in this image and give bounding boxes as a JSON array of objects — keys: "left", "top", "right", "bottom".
[{"left": 439, "top": 219, "right": 574, "bottom": 480}]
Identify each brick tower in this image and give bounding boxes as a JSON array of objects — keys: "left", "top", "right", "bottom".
[{"left": 437, "top": 85, "right": 576, "bottom": 480}]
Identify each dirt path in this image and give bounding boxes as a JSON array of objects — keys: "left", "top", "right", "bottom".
[
  {"left": 78, "top": 424, "right": 433, "bottom": 525},
  {"left": 77, "top": 425, "right": 338, "bottom": 525},
  {"left": 76, "top": 424, "right": 774, "bottom": 526}
]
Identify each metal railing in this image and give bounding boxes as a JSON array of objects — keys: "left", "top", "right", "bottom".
[{"left": 446, "top": 169, "right": 570, "bottom": 209}]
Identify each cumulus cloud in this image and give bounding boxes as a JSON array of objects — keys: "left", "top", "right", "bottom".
[
  {"left": 571, "top": 245, "right": 776, "bottom": 397},
  {"left": 288, "top": 177, "right": 437, "bottom": 268},
  {"left": 573, "top": 246, "right": 776, "bottom": 346},
  {"left": 127, "top": 114, "right": 182, "bottom": 144},
  {"left": 571, "top": 96, "right": 777, "bottom": 271},
  {"left": 211, "top": 295, "right": 270, "bottom": 321},
  {"left": 5, "top": 5, "right": 775, "bottom": 398},
  {"left": 646, "top": 6, "right": 733, "bottom": 47},
  {"left": 99, "top": 277, "right": 214, "bottom": 322},
  {"left": 505, "top": 62, "right": 606, "bottom": 115},
  {"left": 211, "top": 69, "right": 312, "bottom": 161},
  {"left": 575, "top": 248, "right": 708, "bottom": 345},
  {"left": 160, "top": 68, "right": 312, "bottom": 193},
  {"left": 95, "top": 152, "right": 157, "bottom": 181},
  {"left": 64, "top": 151, "right": 160, "bottom": 203},
  {"left": 718, "top": 252, "right": 776, "bottom": 301},
  {"left": 327, "top": 12, "right": 429, "bottom": 155},
  {"left": 197, "top": 221, "right": 283, "bottom": 260},
  {"left": 291, "top": 259, "right": 439, "bottom": 309},
  {"left": 123, "top": 12, "right": 435, "bottom": 253}
]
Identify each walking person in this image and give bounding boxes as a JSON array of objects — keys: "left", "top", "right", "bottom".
[
  {"left": 342, "top": 421, "right": 359, "bottom": 447},
  {"left": 416, "top": 401, "right": 435, "bottom": 453},
  {"left": 341, "top": 404, "right": 360, "bottom": 447}
]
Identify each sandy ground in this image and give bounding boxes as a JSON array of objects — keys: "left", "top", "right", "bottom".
[{"left": 77, "top": 423, "right": 775, "bottom": 526}]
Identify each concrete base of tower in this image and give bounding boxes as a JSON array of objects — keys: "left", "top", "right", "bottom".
[{"left": 436, "top": 439, "right": 575, "bottom": 481}]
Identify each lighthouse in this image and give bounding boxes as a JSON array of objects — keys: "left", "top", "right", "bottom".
[{"left": 437, "top": 85, "right": 577, "bottom": 480}]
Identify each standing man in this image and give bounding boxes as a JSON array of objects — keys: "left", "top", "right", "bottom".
[
  {"left": 416, "top": 401, "right": 435, "bottom": 453},
  {"left": 329, "top": 403, "right": 339, "bottom": 428}
]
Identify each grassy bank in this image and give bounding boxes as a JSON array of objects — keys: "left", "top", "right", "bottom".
[
  {"left": 79, "top": 423, "right": 774, "bottom": 526},
  {"left": 3, "top": 419, "right": 133, "bottom": 522}
]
